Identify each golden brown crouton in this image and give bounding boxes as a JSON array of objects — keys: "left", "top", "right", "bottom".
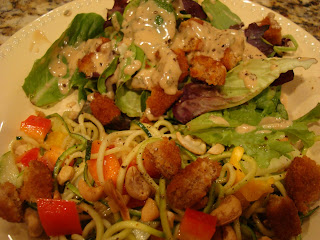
[
  {"left": 190, "top": 55, "right": 226, "bottom": 86},
  {"left": 285, "top": 156, "right": 320, "bottom": 213},
  {"left": 20, "top": 160, "right": 53, "bottom": 202},
  {"left": 78, "top": 37, "right": 111, "bottom": 78},
  {"left": 0, "top": 182, "right": 23, "bottom": 222},
  {"left": 266, "top": 195, "right": 301, "bottom": 240},
  {"left": 167, "top": 157, "right": 221, "bottom": 209},
  {"left": 221, "top": 47, "right": 241, "bottom": 71},
  {"left": 172, "top": 49, "right": 189, "bottom": 82},
  {"left": 90, "top": 93, "right": 121, "bottom": 125},
  {"left": 143, "top": 137, "right": 181, "bottom": 180},
  {"left": 177, "top": 19, "right": 204, "bottom": 52},
  {"left": 146, "top": 86, "right": 182, "bottom": 117},
  {"left": 78, "top": 52, "right": 98, "bottom": 78},
  {"left": 258, "top": 13, "right": 282, "bottom": 45}
]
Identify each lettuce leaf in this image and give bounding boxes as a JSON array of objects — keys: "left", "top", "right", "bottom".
[
  {"left": 218, "top": 57, "right": 317, "bottom": 107},
  {"left": 22, "top": 13, "right": 105, "bottom": 107},
  {"left": 115, "top": 84, "right": 144, "bottom": 117},
  {"left": 185, "top": 88, "right": 320, "bottom": 168},
  {"left": 201, "top": 0, "right": 242, "bottom": 29}
]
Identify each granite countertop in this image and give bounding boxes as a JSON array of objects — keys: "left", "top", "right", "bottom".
[{"left": 0, "top": 0, "right": 319, "bottom": 46}]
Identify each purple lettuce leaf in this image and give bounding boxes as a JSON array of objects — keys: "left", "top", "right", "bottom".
[
  {"left": 245, "top": 23, "right": 274, "bottom": 56},
  {"left": 182, "top": 0, "right": 207, "bottom": 19}
]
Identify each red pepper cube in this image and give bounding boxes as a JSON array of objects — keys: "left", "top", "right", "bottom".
[
  {"left": 180, "top": 208, "right": 217, "bottom": 240},
  {"left": 16, "top": 148, "right": 40, "bottom": 166},
  {"left": 20, "top": 115, "right": 52, "bottom": 142},
  {"left": 37, "top": 198, "right": 82, "bottom": 236}
]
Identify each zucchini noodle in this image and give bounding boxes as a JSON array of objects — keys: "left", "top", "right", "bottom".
[
  {"left": 225, "top": 154, "right": 257, "bottom": 195},
  {"left": 102, "top": 221, "right": 165, "bottom": 239}
]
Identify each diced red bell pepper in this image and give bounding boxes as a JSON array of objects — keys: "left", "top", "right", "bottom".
[
  {"left": 37, "top": 198, "right": 82, "bottom": 236},
  {"left": 180, "top": 208, "right": 217, "bottom": 240},
  {"left": 20, "top": 115, "right": 52, "bottom": 142},
  {"left": 16, "top": 148, "right": 40, "bottom": 166}
]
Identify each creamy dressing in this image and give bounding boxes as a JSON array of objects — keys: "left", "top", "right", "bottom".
[
  {"left": 238, "top": 69, "right": 258, "bottom": 89},
  {"left": 121, "top": 0, "right": 181, "bottom": 95},
  {"left": 122, "top": 0, "right": 176, "bottom": 63},
  {"left": 171, "top": 20, "right": 245, "bottom": 61},
  {"left": 124, "top": 60, "right": 142, "bottom": 75},
  {"left": 259, "top": 117, "right": 293, "bottom": 130},
  {"left": 235, "top": 124, "right": 257, "bottom": 134},
  {"left": 209, "top": 115, "right": 230, "bottom": 126},
  {"left": 48, "top": 38, "right": 114, "bottom": 94}
]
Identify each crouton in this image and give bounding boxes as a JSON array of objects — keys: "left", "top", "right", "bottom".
[
  {"left": 78, "top": 37, "right": 112, "bottom": 78},
  {"left": 20, "top": 160, "right": 53, "bottom": 202},
  {"left": 190, "top": 55, "right": 226, "bottom": 85},
  {"left": 258, "top": 13, "right": 282, "bottom": 45},
  {"left": 176, "top": 19, "right": 204, "bottom": 52},
  {"left": 221, "top": 47, "right": 242, "bottom": 70},
  {"left": 90, "top": 93, "right": 121, "bottom": 125},
  {"left": 146, "top": 86, "right": 182, "bottom": 117},
  {"left": 167, "top": 158, "right": 221, "bottom": 209},
  {"left": 172, "top": 49, "right": 189, "bottom": 82},
  {"left": 266, "top": 195, "right": 301, "bottom": 240},
  {"left": 143, "top": 137, "right": 181, "bottom": 179},
  {"left": 0, "top": 182, "right": 23, "bottom": 222},
  {"left": 285, "top": 156, "right": 320, "bottom": 213}
]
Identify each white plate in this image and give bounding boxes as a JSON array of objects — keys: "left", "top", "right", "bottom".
[{"left": 0, "top": 0, "right": 319, "bottom": 239}]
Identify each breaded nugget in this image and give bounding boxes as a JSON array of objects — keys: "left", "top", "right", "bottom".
[
  {"left": 167, "top": 157, "right": 221, "bottom": 209},
  {"left": 90, "top": 93, "right": 121, "bottom": 125},
  {"left": 285, "top": 156, "right": 320, "bottom": 213},
  {"left": 20, "top": 160, "right": 53, "bottom": 202},
  {"left": 78, "top": 52, "right": 98, "bottom": 78},
  {"left": 177, "top": 19, "right": 204, "bottom": 52},
  {"left": 172, "top": 49, "right": 189, "bottom": 82},
  {"left": 190, "top": 55, "right": 226, "bottom": 86},
  {"left": 78, "top": 37, "right": 111, "bottom": 78},
  {"left": 0, "top": 182, "right": 23, "bottom": 222},
  {"left": 266, "top": 195, "right": 301, "bottom": 240},
  {"left": 146, "top": 86, "right": 182, "bottom": 117},
  {"left": 221, "top": 47, "right": 242, "bottom": 70},
  {"left": 258, "top": 13, "right": 282, "bottom": 45},
  {"left": 143, "top": 137, "right": 181, "bottom": 179}
]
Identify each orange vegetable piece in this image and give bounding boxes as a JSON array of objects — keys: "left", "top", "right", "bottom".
[
  {"left": 87, "top": 140, "right": 120, "bottom": 185},
  {"left": 238, "top": 178, "right": 274, "bottom": 202},
  {"left": 40, "top": 146, "right": 65, "bottom": 171},
  {"left": 20, "top": 115, "right": 52, "bottom": 142}
]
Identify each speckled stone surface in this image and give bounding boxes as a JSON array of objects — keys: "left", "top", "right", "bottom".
[{"left": 0, "top": 0, "right": 319, "bottom": 46}]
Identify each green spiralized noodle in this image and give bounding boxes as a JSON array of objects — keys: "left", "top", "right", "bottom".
[
  {"left": 256, "top": 172, "right": 286, "bottom": 182},
  {"left": 218, "top": 163, "right": 236, "bottom": 190},
  {"left": 136, "top": 138, "right": 161, "bottom": 191},
  {"left": 116, "top": 143, "right": 141, "bottom": 192},
  {"left": 233, "top": 218, "right": 242, "bottom": 240},
  {"left": 71, "top": 234, "right": 85, "bottom": 240},
  {"left": 274, "top": 180, "right": 287, "bottom": 197},
  {"left": 77, "top": 202, "right": 105, "bottom": 240},
  {"left": 252, "top": 213, "right": 274, "bottom": 237},
  {"left": 153, "top": 119, "right": 176, "bottom": 134},
  {"left": 82, "top": 220, "right": 96, "bottom": 238},
  {"left": 79, "top": 113, "right": 106, "bottom": 140},
  {"left": 224, "top": 154, "right": 257, "bottom": 195},
  {"left": 159, "top": 178, "right": 173, "bottom": 240},
  {"left": 102, "top": 220, "right": 165, "bottom": 239},
  {"left": 244, "top": 199, "right": 263, "bottom": 219}
]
